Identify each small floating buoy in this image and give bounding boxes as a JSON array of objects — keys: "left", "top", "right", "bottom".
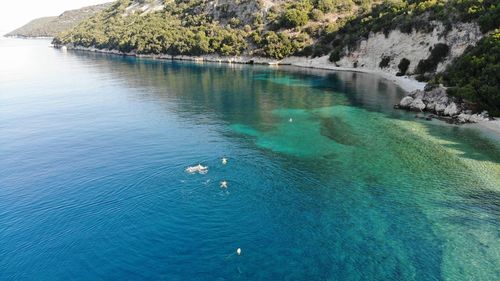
[
  {"left": 222, "top": 157, "right": 228, "bottom": 165},
  {"left": 220, "top": 180, "right": 228, "bottom": 189},
  {"left": 289, "top": 118, "right": 293, "bottom": 122},
  {"left": 236, "top": 248, "right": 241, "bottom": 256}
]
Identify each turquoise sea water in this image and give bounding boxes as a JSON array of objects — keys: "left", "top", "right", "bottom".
[{"left": 0, "top": 38, "right": 499, "bottom": 281}]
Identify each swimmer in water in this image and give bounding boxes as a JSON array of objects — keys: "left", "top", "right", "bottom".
[
  {"left": 289, "top": 118, "right": 293, "bottom": 122},
  {"left": 220, "top": 180, "right": 228, "bottom": 189},
  {"left": 222, "top": 157, "right": 228, "bottom": 165},
  {"left": 237, "top": 248, "right": 242, "bottom": 256},
  {"left": 185, "top": 164, "right": 208, "bottom": 174}
]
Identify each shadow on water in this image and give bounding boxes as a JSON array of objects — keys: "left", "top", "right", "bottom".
[
  {"left": 425, "top": 124, "right": 500, "bottom": 163},
  {"left": 438, "top": 188, "right": 500, "bottom": 227}
]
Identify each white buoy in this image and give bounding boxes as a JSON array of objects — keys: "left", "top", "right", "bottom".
[
  {"left": 220, "top": 180, "right": 228, "bottom": 189},
  {"left": 222, "top": 157, "right": 228, "bottom": 165},
  {"left": 236, "top": 248, "right": 241, "bottom": 256}
]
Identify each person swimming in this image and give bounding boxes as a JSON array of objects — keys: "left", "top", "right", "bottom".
[
  {"left": 220, "top": 180, "right": 228, "bottom": 189},
  {"left": 185, "top": 164, "right": 208, "bottom": 174},
  {"left": 222, "top": 157, "right": 228, "bottom": 165}
]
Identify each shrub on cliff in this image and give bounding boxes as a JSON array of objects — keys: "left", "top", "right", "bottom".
[
  {"left": 315, "top": 0, "right": 355, "bottom": 13},
  {"left": 259, "top": 31, "right": 293, "bottom": 59},
  {"left": 397, "top": 58, "right": 411, "bottom": 76},
  {"left": 416, "top": 43, "right": 450, "bottom": 75},
  {"left": 328, "top": 47, "right": 343, "bottom": 63},
  {"left": 280, "top": 2, "right": 311, "bottom": 28},
  {"left": 316, "top": 0, "right": 336, "bottom": 13},
  {"left": 379, "top": 56, "right": 391, "bottom": 68},
  {"left": 310, "top": 9, "right": 324, "bottom": 21},
  {"left": 258, "top": 31, "right": 311, "bottom": 59}
]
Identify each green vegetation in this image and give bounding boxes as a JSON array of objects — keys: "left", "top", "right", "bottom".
[
  {"left": 281, "top": 6, "right": 310, "bottom": 28},
  {"left": 53, "top": 0, "right": 499, "bottom": 113},
  {"left": 54, "top": 0, "right": 369, "bottom": 59},
  {"left": 256, "top": 31, "right": 311, "bottom": 59},
  {"left": 51, "top": 0, "right": 500, "bottom": 62},
  {"left": 439, "top": 30, "right": 500, "bottom": 115},
  {"left": 55, "top": 1, "right": 248, "bottom": 56}
]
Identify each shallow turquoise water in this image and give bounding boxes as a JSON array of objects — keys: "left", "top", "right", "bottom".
[{"left": 0, "top": 38, "right": 499, "bottom": 281}]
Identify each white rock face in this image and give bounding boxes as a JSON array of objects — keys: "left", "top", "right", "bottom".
[
  {"left": 336, "top": 22, "right": 482, "bottom": 75},
  {"left": 435, "top": 102, "right": 447, "bottom": 114},
  {"left": 125, "top": 0, "right": 164, "bottom": 15},
  {"left": 204, "top": 0, "right": 267, "bottom": 25},
  {"left": 426, "top": 102, "right": 436, "bottom": 111},
  {"left": 457, "top": 113, "right": 490, "bottom": 123},
  {"left": 399, "top": 86, "right": 461, "bottom": 115},
  {"left": 410, "top": 98, "right": 426, "bottom": 111},
  {"left": 457, "top": 111, "right": 490, "bottom": 123},
  {"left": 444, "top": 102, "right": 459, "bottom": 116}
]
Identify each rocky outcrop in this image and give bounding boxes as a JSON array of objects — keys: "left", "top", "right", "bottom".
[
  {"left": 457, "top": 112, "right": 491, "bottom": 123},
  {"left": 395, "top": 86, "right": 490, "bottom": 123},
  {"left": 336, "top": 22, "right": 482, "bottom": 76}
]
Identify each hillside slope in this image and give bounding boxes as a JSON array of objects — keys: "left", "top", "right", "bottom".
[
  {"left": 5, "top": 17, "right": 58, "bottom": 38},
  {"left": 5, "top": 3, "right": 112, "bottom": 38},
  {"left": 53, "top": 0, "right": 499, "bottom": 115}
]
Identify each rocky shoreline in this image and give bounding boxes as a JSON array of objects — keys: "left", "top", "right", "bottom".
[
  {"left": 55, "top": 44, "right": 496, "bottom": 125},
  {"left": 394, "top": 86, "right": 492, "bottom": 123},
  {"left": 54, "top": 44, "right": 426, "bottom": 92}
]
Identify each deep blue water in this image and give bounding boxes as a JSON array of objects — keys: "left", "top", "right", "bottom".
[{"left": 1, "top": 38, "right": 499, "bottom": 281}]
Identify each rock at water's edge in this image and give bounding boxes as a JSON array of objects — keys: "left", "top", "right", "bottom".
[
  {"left": 396, "top": 86, "right": 491, "bottom": 123},
  {"left": 400, "top": 96, "right": 414, "bottom": 108},
  {"left": 410, "top": 98, "right": 426, "bottom": 111},
  {"left": 444, "top": 102, "right": 459, "bottom": 116}
]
